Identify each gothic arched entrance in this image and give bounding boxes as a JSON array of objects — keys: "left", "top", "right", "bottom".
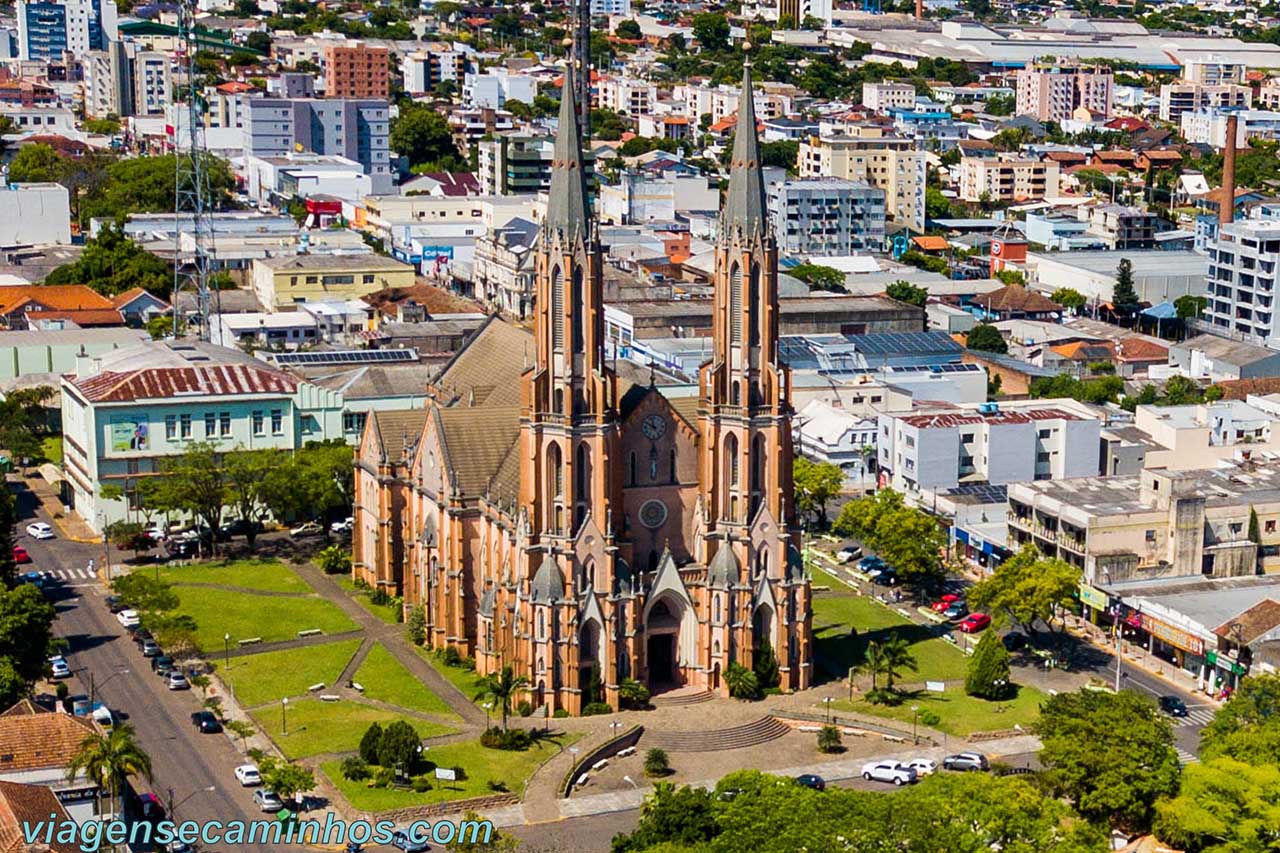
[
  {"left": 752, "top": 603, "right": 775, "bottom": 670},
  {"left": 645, "top": 597, "right": 682, "bottom": 688},
  {"left": 578, "top": 620, "right": 602, "bottom": 702}
]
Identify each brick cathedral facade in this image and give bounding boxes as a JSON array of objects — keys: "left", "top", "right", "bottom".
[{"left": 352, "top": 67, "right": 813, "bottom": 714}]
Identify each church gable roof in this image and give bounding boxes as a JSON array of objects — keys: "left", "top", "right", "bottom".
[
  {"left": 368, "top": 409, "right": 428, "bottom": 465},
  {"left": 708, "top": 544, "right": 738, "bottom": 589},
  {"left": 531, "top": 553, "right": 566, "bottom": 603},
  {"left": 433, "top": 405, "right": 521, "bottom": 497},
  {"left": 433, "top": 315, "right": 531, "bottom": 409}
]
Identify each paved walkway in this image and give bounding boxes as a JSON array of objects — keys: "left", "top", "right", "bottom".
[{"left": 14, "top": 471, "right": 99, "bottom": 542}]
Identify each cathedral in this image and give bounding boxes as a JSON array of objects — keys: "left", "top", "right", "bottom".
[{"left": 352, "top": 64, "right": 813, "bottom": 714}]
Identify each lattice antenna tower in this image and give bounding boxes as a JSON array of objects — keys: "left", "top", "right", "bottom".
[
  {"left": 172, "top": 0, "right": 218, "bottom": 341},
  {"left": 572, "top": 0, "right": 590, "bottom": 140}
]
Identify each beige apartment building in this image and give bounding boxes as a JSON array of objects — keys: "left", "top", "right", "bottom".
[
  {"left": 1015, "top": 64, "right": 1113, "bottom": 123},
  {"left": 251, "top": 254, "right": 416, "bottom": 311},
  {"left": 959, "top": 155, "right": 1060, "bottom": 203},
  {"left": 861, "top": 81, "right": 916, "bottom": 113},
  {"left": 798, "top": 131, "right": 925, "bottom": 230},
  {"left": 1158, "top": 82, "right": 1251, "bottom": 122},
  {"left": 1103, "top": 399, "right": 1280, "bottom": 474}
]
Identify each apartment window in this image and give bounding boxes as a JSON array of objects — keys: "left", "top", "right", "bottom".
[
  {"left": 204, "top": 412, "right": 216, "bottom": 436},
  {"left": 1038, "top": 428, "right": 1052, "bottom": 439},
  {"left": 1145, "top": 529, "right": 1156, "bottom": 542},
  {"left": 1268, "top": 520, "right": 1277, "bottom": 534},
  {"left": 344, "top": 412, "right": 367, "bottom": 433},
  {"left": 219, "top": 412, "right": 231, "bottom": 437},
  {"left": 179, "top": 414, "right": 192, "bottom": 439},
  {"left": 252, "top": 411, "right": 265, "bottom": 436},
  {"left": 961, "top": 433, "right": 974, "bottom": 442},
  {"left": 1230, "top": 522, "right": 1243, "bottom": 535},
  {"left": 362, "top": 274, "right": 375, "bottom": 284},
  {"left": 271, "top": 409, "right": 284, "bottom": 435},
  {"left": 165, "top": 415, "right": 177, "bottom": 440}
]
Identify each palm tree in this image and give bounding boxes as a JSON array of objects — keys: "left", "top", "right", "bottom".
[
  {"left": 473, "top": 665, "right": 529, "bottom": 731},
  {"left": 878, "top": 636, "right": 918, "bottom": 690},
  {"left": 857, "top": 640, "right": 889, "bottom": 692},
  {"left": 67, "top": 724, "right": 152, "bottom": 824}
]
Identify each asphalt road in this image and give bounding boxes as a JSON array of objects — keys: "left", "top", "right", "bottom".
[{"left": 14, "top": 484, "right": 284, "bottom": 853}]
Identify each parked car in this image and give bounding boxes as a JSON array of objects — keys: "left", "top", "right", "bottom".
[
  {"left": 140, "top": 639, "right": 160, "bottom": 658},
  {"left": 1159, "top": 696, "right": 1188, "bottom": 717},
  {"left": 20, "top": 571, "right": 47, "bottom": 590},
  {"left": 958, "top": 613, "right": 991, "bottom": 633},
  {"left": 290, "top": 521, "right": 323, "bottom": 537},
  {"left": 330, "top": 517, "right": 354, "bottom": 534},
  {"left": 144, "top": 523, "right": 169, "bottom": 542},
  {"left": 48, "top": 657, "right": 70, "bottom": 679},
  {"left": 25, "top": 523, "right": 53, "bottom": 540},
  {"left": 137, "top": 792, "right": 165, "bottom": 822},
  {"left": 1002, "top": 632, "right": 1028, "bottom": 652},
  {"left": 942, "top": 752, "right": 990, "bottom": 772},
  {"left": 234, "top": 764, "right": 261, "bottom": 786},
  {"left": 166, "top": 671, "right": 189, "bottom": 691},
  {"left": 253, "top": 789, "right": 284, "bottom": 813},
  {"left": 104, "top": 595, "right": 126, "bottom": 614},
  {"left": 151, "top": 656, "right": 174, "bottom": 676},
  {"left": 943, "top": 601, "right": 969, "bottom": 621},
  {"left": 931, "top": 594, "right": 962, "bottom": 613},
  {"left": 836, "top": 546, "right": 861, "bottom": 564},
  {"left": 12, "top": 547, "right": 30, "bottom": 564},
  {"left": 131, "top": 629, "right": 153, "bottom": 647},
  {"left": 220, "top": 518, "right": 263, "bottom": 538},
  {"left": 860, "top": 760, "right": 918, "bottom": 786},
  {"left": 390, "top": 829, "right": 430, "bottom": 853},
  {"left": 795, "top": 774, "right": 826, "bottom": 791},
  {"left": 91, "top": 706, "right": 113, "bottom": 729},
  {"left": 167, "top": 539, "right": 199, "bottom": 559},
  {"left": 905, "top": 758, "right": 937, "bottom": 777},
  {"left": 857, "top": 555, "right": 884, "bottom": 572},
  {"left": 116, "top": 609, "right": 140, "bottom": 629},
  {"left": 191, "top": 711, "right": 222, "bottom": 733}
]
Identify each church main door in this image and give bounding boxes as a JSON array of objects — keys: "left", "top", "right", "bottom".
[{"left": 647, "top": 633, "right": 675, "bottom": 686}]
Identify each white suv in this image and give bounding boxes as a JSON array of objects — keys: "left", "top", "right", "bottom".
[{"left": 860, "top": 760, "right": 918, "bottom": 786}]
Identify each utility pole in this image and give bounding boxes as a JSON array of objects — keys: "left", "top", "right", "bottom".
[{"left": 572, "top": 0, "right": 590, "bottom": 141}]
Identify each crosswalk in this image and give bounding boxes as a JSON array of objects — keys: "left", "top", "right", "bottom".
[
  {"left": 41, "top": 567, "right": 99, "bottom": 586},
  {"left": 1176, "top": 747, "right": 1200, "bottom": 765},
  {"left": 1177, "top": 707, "right": 1216, "bottom": 728}
]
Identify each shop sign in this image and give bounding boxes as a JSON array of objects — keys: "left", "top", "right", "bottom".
[
  {"left": 1078, "top": 583, "right": 1109, "bottom": 611},
  {"left": 1140, "top": 614, "right": 1205, "bottom": 656}
]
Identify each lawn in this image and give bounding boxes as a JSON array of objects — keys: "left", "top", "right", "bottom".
[
  {"left": 416, "top": 648, "right": 483, "bottom": 703},
  {"left": 354, "top": 644, "right": 458, "bottom": 719},
  {"left": 214, "top": 639, "right": 361, "bottom": 709},
  {"left": 832, "top": 683, "right": 1048, "bottom": 737},
  {"left": 252, "top": 698, "right": 457, "bottom": 759},
  {"left": 40, "top": 436, "right": 62, "bottom": 465},
  {"left": 173, "top": 587, "right": 358, "bottom": 651},
  {"left": 160, "top": 559, "right": 311, "bottom": 594},
  {"left": 337, "top": 577, "right": 401, "bottom": 625},
  {"left": 321, "top": 733, "right": 581, "bottom": 812},
  {"left": 811, "top": 586, "right": 969, "bottom": 684}
]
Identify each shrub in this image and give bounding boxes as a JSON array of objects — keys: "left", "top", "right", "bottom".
[
  {"left": 370, "top": 587, "right": 391, "bottom": 606},
  {"left": 582, "top": 701, "right": 613, "bottom": 716},
  {"left": 407, "top": 606, "right": 426, "bottom": 646},
  {"left": 371, "top": 766, "right": 395, "bottom": 788},
  {"left": 920, "top": 710, "right": 941, "bottom": 727},
  {"left": 487, "top": 780, "right": 509, "bottom": 793},
  {"left": 644, "top": 748, "right": 671, "bottom": 778},
  {"left": 753, "top": 640, "right": 780, "bottom": 689},
  {"left": 317, "top": 545, "right": 351, "bottom": 575},
  {"left": 480, "top": 726, "right": 533, "bottom": 751},
  {"left": 817, "top": 725, "right": 843, "bottom": 754},
  {"left": 517, "top": 700, "right": 533, "bottom": 718},
  {"left": 410, "top": 775, "right": 432, "bottom": 793},
  {"left": 54, "top": 682, "right": 68, "bottom": 701},
  {"left": 359, "top": 722, "right": 384, "bottom": 764},
  {"left": 441, "top": 646, "right": 463, "bottom": 668},
  {"left": 618, "top": 678, "right": 650, "bottom": 710},
  {"left": 966, "top": 631, "right": 1012, "bottom": 700},
  {"left": 726, "top": 663, "right": 761, "bottom": 701},
  {"left": 340, "top": 757, "right": 370, "bottom": 781},
  {"left": 865, "top": 688, "right": 902, "bottom": 706},
  {"left": 553, "top": 708, "right": 570, "bottom": 718}
]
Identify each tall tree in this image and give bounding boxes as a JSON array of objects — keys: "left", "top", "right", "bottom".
[
  {"left": 390, "top": 102, "right": 462, "bottom": 171},
  {"left": 223, "top": 448, "right": 284, "bottom": 551},
  {"left": 144, "top": 442, "right": 229, "bottom": 553},
  {"left": 965, "top": 630, "right": 1011, "bottom": 699},
  {"left": 259, "top": 757, "right": 315, "bottom": 805},
  {"left": 1112, "top": 258, "right": 1141, "bottom": 319},
  {"left": 966, "top": 544, "right": 1080, "bottom": 635},
  {"left": 691, "top": 12, "right": 730, "bottom": 51},
  {"left": 0, "top": 487, "right": 17, "bottom": 588},
  {"left": 0, "top": 583, "right": 57, "bottom": 706},
  {"left": 1051, "top": 288, "right": 1087, "bottom": 313},
  {"left": 791, "top": 457, "right": 843, "bottom": 529},
  {"left": 966, "top": 323, "right": 1008, "bottom": 354},
  {"left": 67, "top": 724, "right": 152, "bottom": 821},
  {"left": 1154, "top": 757, "right": 1280, "bottom": 853},
  {"left": 1037, "top": 689, "right": 1180, "bottom": 832},
  {"left": 473, "top": 665, "right": 529, "bottom": 732},
  {"left": 44, "top": 226, "right": 172, "bottom": 297},
  {"left": 1200, "top": 673, "right": 1280, "bottom": 765}
]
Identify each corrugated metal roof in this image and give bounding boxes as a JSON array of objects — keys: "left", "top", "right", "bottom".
[{"left": 72, "top": 364, "right": 298, "bottom": 402}]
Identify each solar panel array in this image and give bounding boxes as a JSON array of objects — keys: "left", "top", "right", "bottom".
[
  {"left": 944, "top": 483, "right": 1008, "bottom": 503},
  {"left": 269, "top": 349, "right": 419, "bottom": 366},
  {"left": 845, "top": 332, "right": 961, "bottom": 356}
]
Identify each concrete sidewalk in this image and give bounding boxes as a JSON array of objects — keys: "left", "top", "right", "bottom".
[{"left": 13, "top": 471, "right": 100, "bottom": 543}]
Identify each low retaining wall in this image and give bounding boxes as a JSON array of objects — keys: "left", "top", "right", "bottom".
[
  {"left": 778, "top": 710, "right": 937, "bottom": 747},
  {"left": 561, "top": 725, "right": 644, "bottom": 798},
  {"left": 379, "top": 792, "right": 518, "bottom": 823}
]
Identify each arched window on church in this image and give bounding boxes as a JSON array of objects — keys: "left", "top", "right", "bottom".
[
  {"left": 571, "top": 267, "right": 585, "bottom": 354},
  {"left": 729, "top": 263, "right": 742, "bottom": 344},
  {"left": 731, "top": 380, "right": 741, "bottom": 406},
  {"left": 714, "top": 640, "right": 721, "bottom": 656},
  {"left": 649, "top": 447, "right": 658, "bottom": 481},
  {"left": 713, "top": 594, "right": 721, "bottom": 623},
  {"left": 725, "top": 434, "right": 739, "bottom": 488},
  {"left": 547, "top": 442, "right": 563, "bottom": 532},
  {"left": 748, "top": 262, "right": 761, "bottom": 348},
  {"left": 537, "top": 610, "right": 546, "bottom": 640},
  {"left": 551, "top": 266, "right": 565, "bottom": 351},
  {"left": 628, "top": 451, "right": 637, "bottom": 486},
  {"left": 669, "top": 448, "right": 677, "bottom": 484}
]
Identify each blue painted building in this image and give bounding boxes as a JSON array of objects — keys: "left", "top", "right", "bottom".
[{"left": 17, "top": 0, "right": 116, "bottom": 61}]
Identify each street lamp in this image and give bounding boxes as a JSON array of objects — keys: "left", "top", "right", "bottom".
[
  {"left": 823, "top": 696, "right": 833, "bottom": 724},
  {"left": 482, "top": 702, "right": 492, "bottom": 729},
  {"left": 281, "top": 697, "right": 289, "bottom": 735},
  {"left": 89, "top": 667, "right": 130, "bottom": 708},
  {"left": 166, "top": 785, "right": 215, "bottom": 821},
  {"left": 223, "top": 633, "right": 231, "bottom": 671},
  {"left": 911, "top": 705, "right": 920, "bottom": 745}
]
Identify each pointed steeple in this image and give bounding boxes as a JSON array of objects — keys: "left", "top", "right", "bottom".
[
  {"left": 720, "top": 61, "right": 767, "bottom": 243},
  {"left": 545, "top": 67, "right": 590, "bottom": 243}
]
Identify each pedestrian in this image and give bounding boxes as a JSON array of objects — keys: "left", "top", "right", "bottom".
[{"left": 87, "top": 558, "right": 95, "bottom": 575}]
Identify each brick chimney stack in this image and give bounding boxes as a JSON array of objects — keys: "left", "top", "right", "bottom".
[
  {"left": 1219, "top": 113, "right": 1239, "bottom": 226},
  {"left": 917, "top": 0, "right": 924, "bottom": 18}
]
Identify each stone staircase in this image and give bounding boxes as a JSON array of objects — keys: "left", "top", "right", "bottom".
[
  {"left": 651, "top": 688, "right": 713, "bottom": 708},
  {"left": 644, "top": 716, "right": 791, "bottom": 753}
]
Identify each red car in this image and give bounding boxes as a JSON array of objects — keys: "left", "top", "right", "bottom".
[
  {"left": 12, "top": 547, "right": 30, "bottom": 564},
  {"left": 959, "top": 613, "right": 991, "bottom": 633},
  {"left": 931, "top": 594, "right": 961, "bottom": 613}
]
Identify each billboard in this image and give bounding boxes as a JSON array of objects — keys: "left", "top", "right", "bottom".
[{"left": 110, "top": 417, "right": 149, "bottom": 452}]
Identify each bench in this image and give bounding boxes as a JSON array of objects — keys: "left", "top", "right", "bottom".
[
  {"left": 307, "top": 683, "right": 325, "bottom": 692},
  {"left": 841, "top": 728, "right": 868, "bottom": 737},
  {"left": 351, "top": 682, "right": 364, "bottom": 693},
  {"left": 592, "top": 759, "right": 609, "bottom": 771},
  {"left": 882, "top": 734, "right": 906, "bottom": 743},
  {"left": 616, "top": 747, "right": 636, "bottom": 758},
  {"left": 297, "top": 629, "right": 322, "bottom": 638},
  {"left": 797, "top": 725, "right": 821, "bottom": 732},
  {"left": 320, "top": 694, "right": 341, "bottom": 702},
  {"left": 575, "top": 776, "right": 589, "bottom": 787},
  {"left": 238, "top": 637, "right": 262, "bottom": 646}
]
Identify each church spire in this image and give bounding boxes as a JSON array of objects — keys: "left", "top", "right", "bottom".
[
  {"left": 545, "top": 68, "right": 590, "bottom": 244},
  {"left": 720, "top": 62, "right": 767, "bottom": 243}
]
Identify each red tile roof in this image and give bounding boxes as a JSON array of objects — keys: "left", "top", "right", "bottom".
[
  {"left": 1116, "top": 335, "right": 1169, "bottom": 362},
  {"left": 0, "top": 781, "right": 77, "bottom": 853},
  {"left": 25, "top": 309, "right": 124, "bottom": 327},
  {"left": 912, "top": 235, "right": 950, "bottom": 252},
  {"left": 0, "top": 710, "right": 96, "bottom": 773},
  {"left": 0, "top": 286, "right": 115, "bottom": 316},
  {"left": 899, "top": 407, "right": 1081, "bottom": 429},
  {"left": 71, "top": 364, "right": 298, "bottom": 403},
  {"left": 976, "top": 284, "right": 1062, "bottom": 314}
]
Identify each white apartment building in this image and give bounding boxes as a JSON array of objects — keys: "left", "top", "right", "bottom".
[
  {"left": 591, "top": 0, "right": 630, "bottom": 12},
  {"left": 794, "top": 398, "right": 877, "bottom": 483},
  {"left": 877, "top": 400, "right": 1101, "bottom": 494},
  {"left": 1202, "top": 214, "right": 1280, "bottom": 349},
  {"left": 861, "top": 81, "right": 915, "bottom": 113},
  {"left": 959, "top": 155, "right": 1060, "bottom": 204},
  {"left": 463, "top": 68, "right": 536, "bottom": 111},
  {"left": 1260, "top": 78, "right": 1280, "bottom": 111},
  {"left": 598, "top": 171, "right": 718, "bottom": 225},
  {"left": 798, "top": 134, "right": 925, "bottom": 231},
  {"left": 131, "top": 50, "right": 170, "bottom": 115},
  {"left": 678, "top": 81, "right": 797, "bottom": 123},
  {"left": 1181, "top": 108, "right": 1280, "bottom": 148},
  {"left": 1181, "top": 58, "right": 1247, "bottom": 86},
  {"left": 767, "top": 177, "right": 886, "bottom": 257},
  {"left": 597, "top": 75, "right": 657, "bottom": 117},
  {"left": 402, "top": 43, "right": 473, "bottom": 95},
  {"left": 1158, "top": 82, "right": 1251, "bottom": 122},
  {"left": 0, "top": 183, "right": 71, "bottom": 246}
]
